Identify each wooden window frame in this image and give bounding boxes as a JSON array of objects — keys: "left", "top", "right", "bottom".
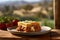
[{"left": 55, "top": 0, "right": 60, "bottom": 29}]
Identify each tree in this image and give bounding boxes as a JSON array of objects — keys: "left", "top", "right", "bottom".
[
  {"left": 2, "top": 6, "right": 13, "bottom": 16},
  {"left": 1, "top": 6, "right": 10, "bottom": 16},
  {"left": 22, "top": 4, "right": 33, "bottom": 11},
  {"left": 49, "top": 9, "right": 54, "bottom": 19}
]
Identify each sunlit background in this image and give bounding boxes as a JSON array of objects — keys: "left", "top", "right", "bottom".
[
  {"left": 0, "top": 0, "right": 43, "bottom": 2},
  {"left": 0, "top": 0, "right": 54, "bottom": 29}
]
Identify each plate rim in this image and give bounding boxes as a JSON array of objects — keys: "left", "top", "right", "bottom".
[{"left": 7, "top": 26, "right": 51, "bottom": 35}]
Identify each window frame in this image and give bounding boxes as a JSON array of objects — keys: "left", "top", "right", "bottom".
[{"left": 55, "top": 0, "right": 60, "bottom": 29}]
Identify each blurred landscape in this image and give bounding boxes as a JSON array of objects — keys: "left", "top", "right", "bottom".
[{"left": 0, "top": 0, "right": 54, "bottom": 29}]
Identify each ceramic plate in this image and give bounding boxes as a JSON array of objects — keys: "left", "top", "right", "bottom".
[{"left": 7, "top": 26, "right": 51, "bottom": 35}]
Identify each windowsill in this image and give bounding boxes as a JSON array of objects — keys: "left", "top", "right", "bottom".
[{"left": 51, "top": 29, "right": 60, "bottom": 40}]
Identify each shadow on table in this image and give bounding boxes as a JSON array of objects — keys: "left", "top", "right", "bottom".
[
  {"left": 50, "top": 31, "right": 60, "bottom": 37},
  {"left": 12, "top": 32, "right": 50, "bottom": 38}
]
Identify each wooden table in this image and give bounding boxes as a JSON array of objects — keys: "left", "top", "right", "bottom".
[
  {"left": 0, "top": 29, "right": 59, "bottom": 40},
  {"left": 51, "top": 29, "right": 60, "bottom": 40}
]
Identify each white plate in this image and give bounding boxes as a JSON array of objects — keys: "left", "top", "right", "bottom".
[{"left": 7, "top": 26, "right": 51, "bottom": 35}]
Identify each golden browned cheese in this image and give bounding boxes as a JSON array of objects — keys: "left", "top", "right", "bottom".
[
  {"left": 26, "top": 24, "right": 32, "bottom": 32},
  {"left": 31, "top": 22, "right": 41, "bottom": 32},
  {"left": 16, "top": 26, "right": 22, "bottom": 31},
  {"left": 16, "top": 21, "right": 41, "bottom": 32}
]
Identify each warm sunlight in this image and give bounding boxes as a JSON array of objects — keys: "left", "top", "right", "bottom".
[
  {"left": 0, "top": 0, "right": 41, "bottom": 2},
  {"left": 0, "top": 0, "right": 56, "bottom": 40}
]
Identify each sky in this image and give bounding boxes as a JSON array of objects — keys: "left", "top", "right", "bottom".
[{"left": 0, "top": 0, "right": 41, "bottom": 2}]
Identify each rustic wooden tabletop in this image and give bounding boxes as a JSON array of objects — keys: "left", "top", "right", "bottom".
[{"left": 0, "top": 29, "right": 59, "bottom": 40}]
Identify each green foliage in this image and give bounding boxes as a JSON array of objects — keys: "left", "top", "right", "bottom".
[
  {"left": 20, "top": 16, "right": 40, "bottom": 21},
  {"left": 37, "top": 12, "right": 48, "bottom": 19},
  {"left": 21, "top": 4, "right": 33, "bottom": 11},
  {"left": 4, "top": 6, "right": 10, "bottom": 12},
  {"left": 49, "top": 9, "right": 54, "bottom": 19},
  {"left": 42, "top": 19, "right": 54, "bottom": 29},
  {"left": 1, "top": 5, "right": 14, "bottom": 16},
  {"left": 0, "top": 16, "right": 20, "bottom": 23}
]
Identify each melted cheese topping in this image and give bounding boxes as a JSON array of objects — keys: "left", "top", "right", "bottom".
[{"left": 17, "top": 20, "right": 41, "bottom": 32}]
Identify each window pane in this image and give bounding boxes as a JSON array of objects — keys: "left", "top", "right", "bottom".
[{"left": 0, "top": 0, "right": 54, "bottom": 30}]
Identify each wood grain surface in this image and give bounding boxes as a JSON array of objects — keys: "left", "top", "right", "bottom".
[
  {"left": 0, "top": 30, "right": 51, "bottom": 40},
  {"left": 0, "top": 29, "right": 60, "bottom": 40}
]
